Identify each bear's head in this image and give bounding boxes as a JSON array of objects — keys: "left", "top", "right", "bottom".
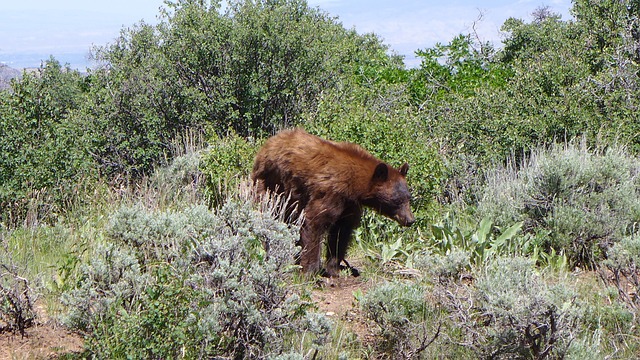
[{"left": 365, "top": 162, "right": 415, "bottom": 227}]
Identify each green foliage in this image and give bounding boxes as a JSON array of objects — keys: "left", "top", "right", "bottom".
[
  {"left": 429, "top": 214, "right": 527, "bottom": 266},
  {"left": 79, "top": 0, "right": 390, "bottom": 178},
  {"left": 411, "top": 34, "right": 511, "bottom": 103},
  {"left": 356, "top": 213, "right": 427, "bottom": 271},
  {"left": 61, "top": 199, "right": 316, "bottom": 358},
  {"left": 0, "top": 59, "right": 94, "bottom": 226},
  {"left": 200, "top": 132, "right": 258, "bottom": 204},
  {"left": 477, "top": 143, "right": 640, "bottom": 268},
  {"left": 421, "top": 3, "right": 640, "bottom": 164},
  {"left": 84, "top": 21, "right": 192, "bottom": 178},
  {"left": 365, "top": 236, "right": 420, "bottom": 269},
  {"left": 163, "top": 0, "right": 365, "bottom": 137}
]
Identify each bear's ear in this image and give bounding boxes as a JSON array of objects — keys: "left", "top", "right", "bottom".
[
  {"left": 372, "top": 163, "right": 389, "bottom": 182},
  {"left": 399, "top": 163, "right": 409, "bottom": 177}
]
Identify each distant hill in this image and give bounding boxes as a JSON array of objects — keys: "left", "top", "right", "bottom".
[{"left": 0, "top": 65, "right": 21, "bottom": 90}]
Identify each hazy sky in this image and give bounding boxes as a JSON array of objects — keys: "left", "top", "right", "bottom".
[{"left": 0, "top": 0, "right": 572, "bottom": 69}]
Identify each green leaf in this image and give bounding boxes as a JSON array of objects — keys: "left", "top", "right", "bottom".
[
  {"left": 493, "top": 222, "right": 523, "bottom": 248},
  {"left": 475, "top": 217, "right": 493, "bottom": 244}
]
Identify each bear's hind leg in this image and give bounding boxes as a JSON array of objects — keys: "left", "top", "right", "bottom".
[{"left": 299, "top": 199, "right": 335, "bottom": 275}]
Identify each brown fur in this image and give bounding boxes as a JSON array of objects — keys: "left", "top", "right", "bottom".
[{"left": 252, "top": 129, "right": 415, "bottom": 276}]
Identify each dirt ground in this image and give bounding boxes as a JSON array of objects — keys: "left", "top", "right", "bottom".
[
  {"left": 0, "top": 300, "right": 83, "bottom": 360},
  {"left": 0, "top": 324, "right": 84, "bottom": 360},
  {"left": 311, "top": 274, "right": 379, "bottom": 345}
]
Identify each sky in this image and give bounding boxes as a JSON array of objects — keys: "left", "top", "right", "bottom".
[{"left": 0, "top": 0, "right": 573, "bottom": 69}]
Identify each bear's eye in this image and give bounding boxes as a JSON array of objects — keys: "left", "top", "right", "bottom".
[{"left": 392, "top": 183, "right": 411, "bottom": 202}]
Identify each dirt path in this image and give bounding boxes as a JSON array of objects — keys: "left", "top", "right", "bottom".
[
  {"left": 0, "top": 301, "right": 83, "bottom": 360},
  {"left": 0, "top": 324, "right": 83, "bottom": 360},
  {"left": 311, "top": 275, "right": 378, "bottom": 345}
]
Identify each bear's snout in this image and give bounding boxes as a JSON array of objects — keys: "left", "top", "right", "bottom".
[
  {"left": 394, "top": 209, "right": 415, "bottom": 227},
  {"left": 398, "top": 214, "right": 416, "bottom": 227},
  {"left": 404, "top": 216, "right": 416, "bottom": 227}
]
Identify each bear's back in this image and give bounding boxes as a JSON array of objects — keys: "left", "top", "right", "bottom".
[{"left": 252, "top": 129, "right": 380, "bottom": 197}]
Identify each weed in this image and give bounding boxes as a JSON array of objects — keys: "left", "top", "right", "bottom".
[{"left": 0, "top": 242, "right": 39, "bottom": 337}]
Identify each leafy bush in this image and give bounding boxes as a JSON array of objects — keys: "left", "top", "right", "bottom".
[
  {"left": 62, "top": 198, "right": 318, "bottom": 358},
  {"left": 419, "top": 3, "right": 640, "bottom": 164},
  {"left": 0, "top": 59, "right": 94, "bottom": 226},
  {"left": 476, "top": 143, "right": 640, "bottom": 268},
  {"left": 410, "top": 34, "right": 511, "bottom": 104},
  {"left": 79, "top": 0, "right": 392, "bottom": 179},
  {"left": 199, "top": 132, "right": 258, "bottom": 205}
]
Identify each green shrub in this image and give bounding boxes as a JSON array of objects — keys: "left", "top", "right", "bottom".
[
  {"left": 476, "top": 143, "right": 640, "bottom": 268},
  {"left": 62, "top": 198, "right": 315, "bottom": 358},
  {"left": 200, "top": 132, "right": 258, "bottom": 205},
  {"left": 422, "top": 6, "right": 640, "bottom": 163},
  {"left": 80, "top": 0, "right": 393, "bottom": 179},
  {"left": 0, "top": 59, "right": 95, "bottom": 226}
]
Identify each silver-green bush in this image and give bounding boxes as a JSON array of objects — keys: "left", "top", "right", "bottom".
[
  {"left": 62, "top": 198, "right": 318, "bottom": 358},
  {"left": 465, "top": 257, "right": 580, "bottom": 359},
  {"left": 474, "top": 257, "right": 578, "bottom": 359},
  {"left": 477, "top": 143, "right": 640, "bottom": 268},
  {"left": 414, "top": 248, "right": 471, "bottom": 283},
  {"left": 601, "top": 234, "right": 640, "bottom": 309},
  {"left": 360, "top": 281, "right": 441, "bottom": 359}
]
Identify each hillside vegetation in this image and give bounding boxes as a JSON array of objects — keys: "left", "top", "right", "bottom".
[{"left": 2, "top": 0, "right": 640, "bottom": 358}]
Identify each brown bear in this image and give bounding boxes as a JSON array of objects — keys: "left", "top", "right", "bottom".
[{"left": 251, "top": 129, "right": 415, "bottom": 277}]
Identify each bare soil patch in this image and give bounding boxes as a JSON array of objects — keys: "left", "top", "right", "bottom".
[
  {"left": 0, "top": 324, "right": 83, "bottom": 360},
  {"left": 0, "top": 302, "right": 83, "bottom": 360},
  {"left": 311, "top": 274, "right": 379, "bottom": 345}
]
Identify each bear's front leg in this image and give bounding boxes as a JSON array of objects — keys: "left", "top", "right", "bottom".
[{"left": 326, "top": 208, "right": 361, "bottom": 277}]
